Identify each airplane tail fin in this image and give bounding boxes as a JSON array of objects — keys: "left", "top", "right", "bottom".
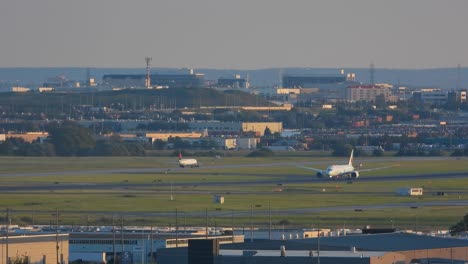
[
  {"left": 178, "top": 152, "right": 182, "bottom": 160},
  {"left": 348, "top": 149, "right": 354, "bottom": 166}
]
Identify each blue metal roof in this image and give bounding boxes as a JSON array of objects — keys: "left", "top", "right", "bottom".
[{"left": 222, "top": 233, "right": 468, "bottom": 252}]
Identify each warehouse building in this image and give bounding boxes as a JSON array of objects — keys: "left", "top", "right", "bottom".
[
  {"left": 69, "top": 232, "right": 243, "bottom": 264},
  {"left": 0, "top": 233, "right": 69, "bottom": 264},
  {"left": 217, "top": 75, "right": 249, "bottom": 89},
  {"left": 103, "top": 69, "right": 205, "bottom": 89},
  {"left": 282, "top": 72, "right": 359, "bottom": 101},
  {"left": 189, "top": 122, "right": 282, "bottom": 136},
  {"left": 157, "top": 232, "right": 468, "bottom": 264}
]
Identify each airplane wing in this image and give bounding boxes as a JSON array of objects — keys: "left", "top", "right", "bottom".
[
  {"left": 297, "top": 166, "right": 323, "bottom": 172},
  {"left": 357, "top": 165, "right": 399, "bottom": 172}
]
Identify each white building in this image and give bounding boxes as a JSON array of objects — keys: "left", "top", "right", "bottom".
[
  {"left": 347, "top": 85, "right": 392, "bottom": 102},
  {"left": 237, "top": 138, "right": 257, "bottom": 149}
]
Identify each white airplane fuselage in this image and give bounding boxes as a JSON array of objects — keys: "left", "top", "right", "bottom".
[
  {"left": 319, "top": 164, "right": 358, "bottom": 178},
  {"left": 179, "top": 158, "right": 198, "bottom": 168},
  {"left": 300, "top": 149, "right": 392, "bottom": 179}
]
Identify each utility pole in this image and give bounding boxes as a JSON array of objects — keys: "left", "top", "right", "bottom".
[
  {"left": 205, "top": 208, "right": 208, "bottom": 239},
  {"left": 150, "top": 226, "right": 154, "bottom": 264},
  {"left": 175, "top": 208, "right": 179, "bottom": 248},
  {"left": 317, "top": 216, "right": 321, "bottom": 264},
  {"left": 250, "top": 204, "right": 253, "bottom": 243},
  {"left": 268, "top": 201, "right": 272, "bottom": 240},
  {"left": 121, "top": 216, "right": 125, "bottom": 253},
  {"left": 231, "top": 211, "right": 235, "bottom": 243},
  {"left": 55, "top": 208, "right": 59, "bottom": 264},
  {"left": 112, "top": 215, "right": 116, "bottom": 264},
  {"left": 6, "top": 208, "right": 10, "bottom": 264}
]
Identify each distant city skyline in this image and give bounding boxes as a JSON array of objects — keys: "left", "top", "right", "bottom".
[{"left": 1, "top": 0, "right": 468, "bottom": 69}]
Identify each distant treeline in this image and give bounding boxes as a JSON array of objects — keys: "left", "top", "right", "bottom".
[{"left": 0, "top": 122, "right": 222, "bottom": 157}]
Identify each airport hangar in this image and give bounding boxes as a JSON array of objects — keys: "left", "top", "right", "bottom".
[
  {"left": 157, "top": 232, "right": 468, "bottom": 264},
  {"left": 102, "top": 72, "right": 205, "bottom": 89}
]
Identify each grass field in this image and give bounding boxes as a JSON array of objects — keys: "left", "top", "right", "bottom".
[{"left": 0, "top": 155, "right": 467, "bottom": 230}]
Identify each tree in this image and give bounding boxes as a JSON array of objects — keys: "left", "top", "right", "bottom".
[
  {"left": 125, "top": 142, "right": 146, "bottom": 156},
  {"left": 246, "top": 148, "right": 275, "bottom": 157},
  {"left": 332, "top": 144, "right": 353, "bottom": 157},
  {"left": 0, "top": 138, "right": 22, "bottom": 156},
  {"left": 19, "top": 142, "right": 56, "bottom": 156},
  {"left": 153, "top": 139, "right": 167, "bottom": 150},
  {"left": 93, "top": 140, "right": 129, "bottom": 156},
  {"left": 168, "top": 136, "right": 191, "bottom": 149},
  {"left": 47, "top": 122, "right": 95, "bottom": 156},
  {"left": 372, "top": 148, "right": 385, "bottom": 157},
  {"left": 449, "top": 213, "right": 468, "bottom": 235},
  {"left": 451, "top": 149, "right": 465, "bottom": 157}
]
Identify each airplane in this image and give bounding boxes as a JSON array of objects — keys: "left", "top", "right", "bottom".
[
  {"left": 178, "top": 152, "right": 199, "bottom": 168},
  {"left": 299, "top": 149, "right": 392, "bottom": 179}
]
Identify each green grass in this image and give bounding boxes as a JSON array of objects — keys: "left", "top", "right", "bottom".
[{"left": 0, "top": 155, "right": 467, "bottom": 229}]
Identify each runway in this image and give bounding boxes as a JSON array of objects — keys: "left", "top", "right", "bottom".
[
  {"left": 0, "top": 170, "right": 467, "bottom": 192},
  {"left": 1, "top": 157, "right": 467, "bottom": 219}
]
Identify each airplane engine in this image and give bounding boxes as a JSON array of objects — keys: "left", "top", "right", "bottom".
[
  {"left": 316, "top": 172, "right": 323, "bottom": 178},
  {"left": 351, "top": 171, "right": 359, "bottom": 178}
]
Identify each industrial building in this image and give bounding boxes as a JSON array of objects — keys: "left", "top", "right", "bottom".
[
  {"left": 242, "top": 122, "right": 283, "bottom": 136},
  {"left": 213, "top": 137, "right": 258, "bottom": 150},
  {"left": 69, "top": 232, "right": 243, "bottom": 264},
  {"left": 281, "top": 71, "right": 358, "bottom": 101},
  {"left": 282, "top": 75, "right": 348, "bottom": 87},
  {"left": 412, "top": 89, "right": 448, "bottom": 105},
  {"left": 157, "top": 232, "right": 468, "bottom": 264},
  {"left": 1, "top": 132, "right": 49, "bottom": 143},
  {"left": 410, "top": 88, "right": 467, "bottom": 105},
  {"left": 188, "top": 122, "right": 282, "bottom": 136},
  {"left": 234, "top": 228, "right": 329, "bottom": 241},
  {"left": 103, "top": 69, "right": 205, "bottom": 89},
  {"left": 217, "top": 75, "right": 249, "bottom": 89},
  {"left": 145, "top": 132, "right": 205, "bottom": 142},
  {"left": 0, "top": 233, "right": 69, "bottom": 264}
]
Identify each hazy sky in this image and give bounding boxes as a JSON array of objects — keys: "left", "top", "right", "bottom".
[{"left": 1, "top": 0, "right": 467, "bottom": 69}]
